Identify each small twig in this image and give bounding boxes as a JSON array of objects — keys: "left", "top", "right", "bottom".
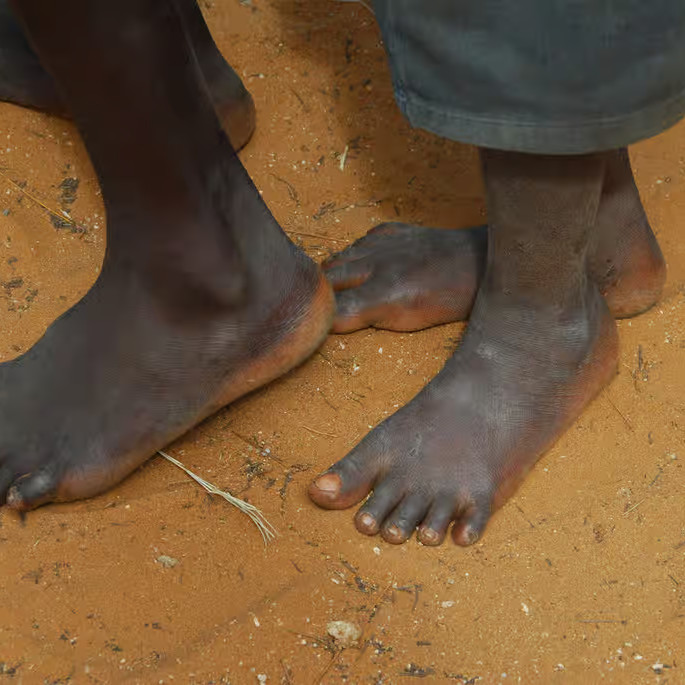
[
  {"left": 303, "top": 425, "right": 339, "bottom": 438},
  {"left": 314, "top": 650, "right": 343, "bottom": 685},
  {"left": 158, "top": 450, "right": 277, "bottom": 545},
  {"left": 339, "top": 144, "right": 349, "bottom": 171},
  {"left": 623, "top": 499, "right": 645, "bottom": 516},
  {"left": 271, "top": 173, "right": 300, "bottom": 205},
  {"left": 604, "top": 393, "right": 634, "bottom": 431},
  {"left": 286, "top": 230, "right": 346, "bottom": 243},
  {"left": 0, "top": 168, "right": 76, "bottom": 227}
]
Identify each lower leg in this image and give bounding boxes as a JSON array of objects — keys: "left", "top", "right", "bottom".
[
  {"left": 0, "top": 0, "right": 255, "bottom": 149},
  {"left": 310, "top": 149, "right": 618, "bottom": 546},
  {"left": 325, "top": 147, "right": 665, "bottom": 332},
  {"left": 174, "top": 0, "right": 255, "bottom": 150},
  {"left": 0, "top": 0, "right": 332, "bottom": 509},
  {"left": 0, "top": 0, "right": 63, "bottom": 112}
]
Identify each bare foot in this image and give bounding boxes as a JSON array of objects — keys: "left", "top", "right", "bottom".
[
  {"left": 310, "top": 151, "right": 619, "bottom": 546},
  {"left": 0, "top": 160, "right": 333, "bottom": 509},
  {"left": 309, "top": 287, "right": 617, "bottom": 545},
  {"left": 0, "top": 0, "right": 256, "bottom": 150},
  {"left": 0, "top": 0, "right": 333, "bottom": 510},
  {"left": 325, "top": 149, "right": 665, "bottom": 332}
]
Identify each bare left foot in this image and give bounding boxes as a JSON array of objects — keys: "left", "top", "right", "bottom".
[{"left": 310, "top": 150, "right": 619, "bottom": 545}]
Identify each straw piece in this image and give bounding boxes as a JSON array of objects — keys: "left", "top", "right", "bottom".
[{"left": 158, "top": 450, "right": 277, "bottom": 545}]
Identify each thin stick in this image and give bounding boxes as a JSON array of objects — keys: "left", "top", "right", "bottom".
[
  {"left": 302, "top": 425, "right": 339, "bottom": 438},
  {"left": 0, "top": 169, "right": 76, "bottom": 227},
  {"left": 286, "top": 230, "right": 346, "bottom": 243},
  {"left": 158, "top": 450, "right": 277, "bottom": 545},
  {"left": 623, "top": 499, "right": 645, "bottom": 516},
  {"left": 339, "top": 144, "right": 349, "bottom": 171},
  {"left": 604, "top": 393, "right": 633, "bottom": 431}
]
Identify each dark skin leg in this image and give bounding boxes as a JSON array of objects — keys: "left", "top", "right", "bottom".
[
  {"left": 309, "top": 150, "right": 618, "bottom": 546},
  {"left": 0, "top": 0, "right": 333, "bottom": 510},
  {"left": 325, "top": 148, "right": 666, "bottom": 332},
  {"left": 0, "top": 0, "right": 255, "bottom": 150}
]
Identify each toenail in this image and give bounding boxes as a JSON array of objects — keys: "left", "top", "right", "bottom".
[
  {"left": 420, "top": 527, "right": 439, "bottom": 543},
  {"left": 358, "top": 513, "right": 376, "bottom": 530},
  {"left": 313, "top": 473, "right": 341, "bottom": 495},
  {"left": 465, "top": 528, "right": 480, "bottom": 545},
  {"left": 386, "top": 524, "right": 402, "bottom": 539}
]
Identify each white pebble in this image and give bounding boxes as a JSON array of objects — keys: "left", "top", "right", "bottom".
[{"left": 327, "top": 620, "right": 362, "bottom": 646}]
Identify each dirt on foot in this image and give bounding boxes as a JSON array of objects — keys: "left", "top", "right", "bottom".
[{"left": 0, "top": 2, "right": 683, "bottom": 683}]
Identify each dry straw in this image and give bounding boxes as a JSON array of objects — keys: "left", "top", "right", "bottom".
[{"left": 158, "top": 450, "right": 277, "bottom": 545}]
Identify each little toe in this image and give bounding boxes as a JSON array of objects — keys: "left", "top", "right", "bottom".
[
  {"left": 355, "top": 480, "right": 404, "bottom": 536},
  {"left": 381, "top": 492, "right": 430, "bottom": 544},
  {"left": 417, "top": 497, "right": 457, "bottom": 546},
  {"left": 451, "top": 498, "right": 491, "bottom": 547}
]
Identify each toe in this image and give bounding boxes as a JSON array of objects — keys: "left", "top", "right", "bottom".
[
  {"left": 451, "top": 497, "right": 491, "bottom": 547},
  {"left": 355, "top": 480, "right": 404, "bottom": 536},
  {"left": 381, "top": 492, "right": 430, "bottom": 544},
  {"left": 6, "top": 464, "right": 61, "bottom": 511},
  {"left": 417, "top": 497, "right": 457, "bottom": 546},
  {"left": 323, "top": 257, "right": 372, "bottom": 291},
  {"left": 308, "top": 432, "right": 387, "bottom": 510},
  {"left": 332, "top": 285, "right": 381, "bottom": 333}
]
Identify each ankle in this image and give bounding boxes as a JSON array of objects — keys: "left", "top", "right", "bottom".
[
  {"left": 103, "top": 222, "right": 250, "bottom": 317},
  {"left": 473, "top": 278, "right": 607, "bottom": 337}
]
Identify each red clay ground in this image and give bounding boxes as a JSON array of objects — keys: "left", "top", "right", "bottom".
[{"left": 0, "top": 1, "right": 683, "bottom": 683}]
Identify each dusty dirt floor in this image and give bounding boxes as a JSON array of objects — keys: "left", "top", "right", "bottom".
[{"left": 0, "top": 1, "right": 684, "bottom": 683}]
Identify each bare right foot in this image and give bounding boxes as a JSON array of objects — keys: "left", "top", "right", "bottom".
[
  {"left": 0, "top": 0, "right": 332, "bottom": 510},
  {"left": 325, "top": 149, "right": 666, "bottom": 332},
  {"left": 0, "top": 0, "right": 256, "bottom": 150}
]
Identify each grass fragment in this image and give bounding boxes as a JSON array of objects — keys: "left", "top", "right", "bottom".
[
  {"left": 158, "top": 450, "right": 277, "bottom": 545},
  {"left": 339, "top": 144, "right": 349, "bottom": 171}
]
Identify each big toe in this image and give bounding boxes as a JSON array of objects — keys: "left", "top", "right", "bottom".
[
  {"left": 6, "top": 464, "right": 62, "bottom": 511},
  {"left": 308, "top": 435, "right": 385, "bottom": 510}
]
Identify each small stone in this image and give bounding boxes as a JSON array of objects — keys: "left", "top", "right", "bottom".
[
  {"left": 156, "top": 555, "right": 179, "bottom": 568},
  {"left": 327, "top": 620, "right": 362, "bottom": 646}
]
